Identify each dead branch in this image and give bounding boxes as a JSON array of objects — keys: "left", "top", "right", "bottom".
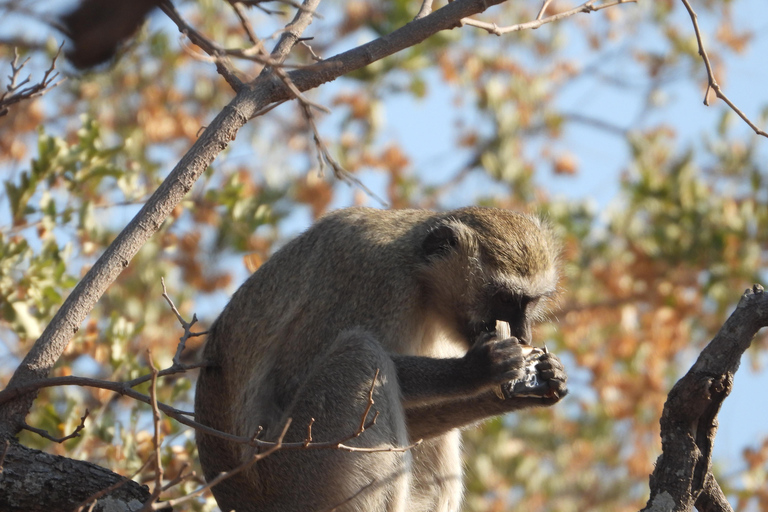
[
  {"left": 0, "top": 370, "right": 421, "bottom": 454},
  {"left": 299, "top": 101, "right": 388, "bottom": 205},
  {"left": 640, "top": 285, "right": 768, "bottom": 512},
  {"left": 160, "top": 277, "right": 207, "bottom": 365},
  {"left": 679, "top": 0, "right": 767, "bottom": 138},
  {"left": 0, "top": 43, "right": 65, "bottom": 117}
]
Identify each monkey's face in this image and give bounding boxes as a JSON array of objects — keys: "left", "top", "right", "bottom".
[
  {"left": 419, "top": 210, "right": 559, "bottom": 348},
  {"left": 466, "top": 274, "right": 558, "bottom": 345}
]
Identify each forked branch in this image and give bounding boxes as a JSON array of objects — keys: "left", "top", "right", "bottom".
[{"left": 640, "top": 285, "right": 768, "bottom": 512}]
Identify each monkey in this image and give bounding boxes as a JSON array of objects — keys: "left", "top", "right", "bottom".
[{"left": 194, "top": 206, "right": 567, "bottom": 512}]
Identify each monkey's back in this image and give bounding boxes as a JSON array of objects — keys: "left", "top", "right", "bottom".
[{"left": 195, "top": 208, "right": 437, "bottom": 485}]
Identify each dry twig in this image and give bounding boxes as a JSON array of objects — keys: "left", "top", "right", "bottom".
[
  {"left": 536, "top": 0, "right": 555, "bottom": 20},
  {"left": 22, "top": 409, "right": 89, "bottom": 443},
  {"left": 461, "top": 0, "right": 635, "bottom": 35},
  {"left": 299, "top": 102, "right": 388, "bottom": 206},
  {"left": 0, "top": 43, "right": 65, "bottom": 116},
  {"left": 158, "top": 0, "right": 243, "bottom": 90},
  {"left": 415, "top": 0, "right": 434, "bottom": 20},
  {"left": 679, "top": 0, "right": 767, "bottom": 138},
  {"left": 136, "top": 354, "right": 165, "bottom": 512},
  {"left": 160, "top": 278, "right": 207, "bottom": 365}
]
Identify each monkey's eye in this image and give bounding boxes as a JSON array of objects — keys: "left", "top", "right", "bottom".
[{"left": 496, "top": 293, "right": 529, "bottom": 308}]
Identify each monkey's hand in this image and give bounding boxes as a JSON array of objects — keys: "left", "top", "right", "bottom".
[
  {"left": 461, "top": 332, "right": 529, "bottom": 392},
  {"left": 500, "top": 348, "right": 568, "bottom": 404}
]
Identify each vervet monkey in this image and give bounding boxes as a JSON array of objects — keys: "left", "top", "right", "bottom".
[{"left": 195, "top": 207, "right": 567, "bottom": 512}]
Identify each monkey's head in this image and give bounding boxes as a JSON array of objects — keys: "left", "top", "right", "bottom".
[{"left": 418, "top": 208, "right": 559, "bottom": 347}]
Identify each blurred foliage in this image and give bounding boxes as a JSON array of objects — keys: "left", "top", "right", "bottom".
[{"left": 1, "top": 0, "right": 767, "bottom": 510}]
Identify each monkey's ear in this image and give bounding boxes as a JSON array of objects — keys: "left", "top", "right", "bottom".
[{"left": 422, "top": 224, "right": 459, "bottom": 258}]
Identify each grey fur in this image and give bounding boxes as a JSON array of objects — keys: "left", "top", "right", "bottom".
[{"left": 195, "top": 207, "right": 567, "bottom": 512}]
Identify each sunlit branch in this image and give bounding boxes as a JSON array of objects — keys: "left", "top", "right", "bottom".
[
  {"left": 461, "top": 0, "right": 636, "bottom": 36},
  {"left": 679, "top": 0, "right": 768, "bottom": 138}
]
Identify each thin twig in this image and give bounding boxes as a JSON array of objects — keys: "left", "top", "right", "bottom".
[
  {"left": 0, "top": 42, "right": 65, "bottom": 116},
  {"left": 160, "top": 463, "right": 194, "bottom": 492},
  {"left": 0, "top": 374, "right": 420, "bottom": 453},
  {"left": 139, "top": 353, "right": 164, "bottom": 511},
  {"left": 23, "top": 409, "right": 89, "bottom": 443},
  {"left": 158, "top": 0, "right": 243, "bottom": 90},
  {"left": 357, "top": 369, "right": 379, "bottom": 435},
  {"left": 300, "top": 39, "right": 323, "bottom": 61},
  {"left": 160, "top": 278, "right": 207, "bottom": 366},
  {"left": 304, "top": 417, "right": 315, "bottom": 447},
  {"left": 158, "top": 418, "right": 293, "bottom": 509},
  {"left": 237, "top": 0, "right": 324, "bottom": 18},
  {"left": 462, "top": 0, "right": 635, "bottom": 35},
  {"left": 415, "top": 0, "right": 434, "bottom": 20},
  {"left": 536, "top": 0, "right": 554, "bottom": 20},
  {"left": 679, "top": 0, "right": 768, "bottom": 138},
  {"left": 299, "top": 102, "right": 388, "bottom": 206},
  {"left": 231, "top": 1, "right": 263, "bottom": 47}
]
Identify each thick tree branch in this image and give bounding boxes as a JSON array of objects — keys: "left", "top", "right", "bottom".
[
  {"left": 640, "top": 285, "right": 768, "bottom": 512},
  {"left": 0, "top": 0, "right": 539, "bottom": 439},
  {"left": 0, "top": 439, "right": 153, "bottom": 512}
]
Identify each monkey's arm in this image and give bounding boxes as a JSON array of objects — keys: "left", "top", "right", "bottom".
[
  {"left": 402, "top": 352, "right": 567, "bottom": 441},
  {"left": 392, "top": 335, "right": 528, "bottom": 408}
]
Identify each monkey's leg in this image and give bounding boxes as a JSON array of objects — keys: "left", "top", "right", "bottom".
[
  {"left": 252, "top": 329, "right": 411, "bottom": 512},
  {"left": 403, "top": 351, "right": 568, "bottom": 440}
]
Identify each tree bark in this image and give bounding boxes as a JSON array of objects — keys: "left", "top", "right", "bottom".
[
  {"left": 640, "top": 285, "right": 768, "bottom": 512},
  {"left": 0, "top": 439, "right": 158, "bottom": 512}
]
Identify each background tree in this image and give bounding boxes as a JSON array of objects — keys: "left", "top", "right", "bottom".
[{"left": 0, "top": 0, "right": 767, "bottom": 510}]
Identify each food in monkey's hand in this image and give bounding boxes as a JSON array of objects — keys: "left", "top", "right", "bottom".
[{"left": 496, "top": 345, "right": 565, "bottom": 400}]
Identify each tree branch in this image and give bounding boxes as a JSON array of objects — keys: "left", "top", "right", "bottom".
[
  {"left": 0, "top": 439, "right": 153, "bottom": 512},
  {"left": 680, "top": 0, "right": 768, "bottom": 138},
  {"left": 461, "top": 0, "right": 636, "bottom": 36},
  {"left": 640, "top": 285, "right": 768, "bottom": 512},
  {"left": 0, "top": 43, "right": 65, "bottom": 117}
]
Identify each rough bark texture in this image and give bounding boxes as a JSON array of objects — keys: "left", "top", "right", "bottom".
[
  {"left": 640, "top": 285, "right": 768, "bottom": 512},
  {"left": 0, "top": 439, "right": 155, "bottom": 511}
]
